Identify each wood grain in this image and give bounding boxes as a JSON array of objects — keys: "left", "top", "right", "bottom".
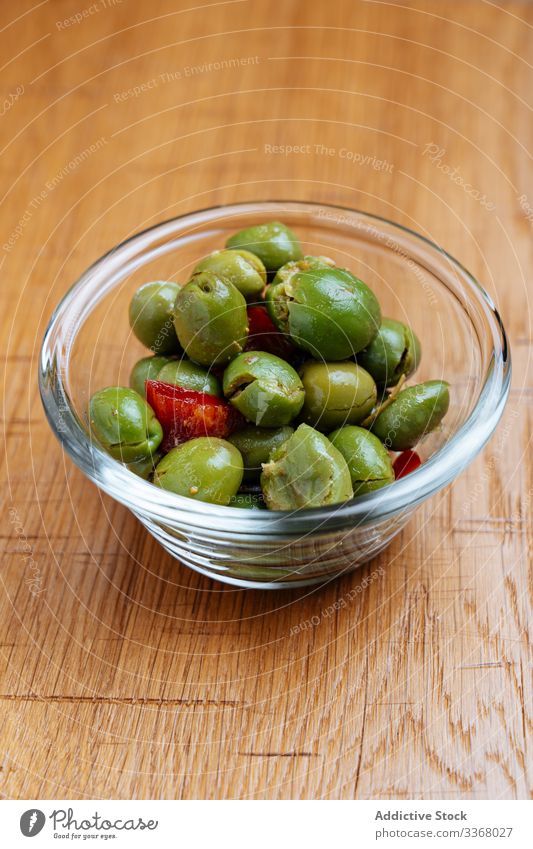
[{"left": 0, "top": 0, "right": 532, "bottom": 799}]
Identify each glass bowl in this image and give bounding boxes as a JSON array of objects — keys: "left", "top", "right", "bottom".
[{"left": 39, "top": 201, "right": 511, "bottom": 589}]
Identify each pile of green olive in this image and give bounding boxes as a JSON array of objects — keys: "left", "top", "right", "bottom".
[{"left": 88, "top": 221, "right": 450, "bottom": 510}]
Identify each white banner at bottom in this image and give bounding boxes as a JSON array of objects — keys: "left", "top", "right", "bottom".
[{"left": 1, "top": 799, "right": 530, "bottom": 847}]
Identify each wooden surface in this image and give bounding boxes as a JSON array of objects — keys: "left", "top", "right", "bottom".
[{"left": 0, "top": 0, "right": 532, "bottom": 800}]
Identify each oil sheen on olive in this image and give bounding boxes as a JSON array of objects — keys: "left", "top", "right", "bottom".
[
  {"left": 223, "top": 351, "right": 304, "bottom": 427},
  {"left": 371, "top": 380, "right": 450, "bottom": 450},
  {"left": 157, "top": 359, "right": 222, "bottom": 396},
  {"left": 266, "top": 266, "right": 382, "bottom": 360},
  {"left": 329, "top": 425, "right": 395, "bottom": 496},
  {"left": 89, "top": 386, "right": 163, "bottom": 463},
  {"left": 226, "top": 221, "right": 303, "bottom": 273},
  {"left": 357, "top": 317, "right": 421, "bottom": 387},
  {"left": 192, "top": 249, "right": 266, "bottom": 299},
  {"left": 173, "top": 272, "right": 248, "bottom": 367},
  {"left": 299, "top": 360, "right": 377, "bottom": 431},
  {"left": 129, "top": 281, "right": 181, "bottom": 353},
  {"left": 153, "top": 437, "right": 243, "bottom": 505}
]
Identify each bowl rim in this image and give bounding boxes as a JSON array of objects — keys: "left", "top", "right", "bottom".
[{"left": 39, "top": 200, "right": 511, "bottom": 535}]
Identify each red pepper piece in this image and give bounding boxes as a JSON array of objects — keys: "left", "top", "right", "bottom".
[
  {"left": 146, "top": 380, "right": 243, "bottom": 452},
  {"left": 245, "top": 306, "right": 295, "bottom": 360},
  {"left": 393, "top": 449, "right": 422, "bottom": 479}
]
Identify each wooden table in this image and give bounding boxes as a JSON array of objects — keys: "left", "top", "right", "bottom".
[{"left": 1, "top": 0, "right": 531, "bottom": 800}]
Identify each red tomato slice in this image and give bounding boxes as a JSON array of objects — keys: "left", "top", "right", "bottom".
[
  {"left": 393, "top": 450, "right": 422, "bottom": 479},
  {"left": 245, "top": 306, "right": 295, "bottom": 360},
  {"left": 146, "top": 380, "right": 242, "bottom": 452}
]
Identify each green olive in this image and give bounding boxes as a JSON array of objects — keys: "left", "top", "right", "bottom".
[
  {"left": 229, "top": 492, "right": 266, "bottom": 509},
  {"left": 173, "top": 271, "right": 248, "bottom": 367},
  {"left": 271, "top": 255, "right": 335, "bottom": 288},
  {"left": 228, "top": 425, "right": 294, "bottom": 479},
  {"left": 126, "top": 452, "right": 162, "bottom": 479},
  {"left": 129, "top": 355, "right": 175, "bottom": 396},
  {"left": 358, "top": 318, "right": 421, "bottom": 387},
  {"left": 153, "top": 437, "right": 243, "bottom": 505},
  {"left": 261, "top": 423, "right": 353, "bottom": 510},
  {"left": 192, "top": 249, "right": 266, "bottom": 299},
  {"left": 223, "top": 351, "right": 304, "bottom": 427},
  {"left": 157, "top": 359, "right": 221, "bottom": 396},
  {"left": 266, "top": 266, "right": 381, "bottom": 359},
  {"left": 329, "top": 426, "right": 394, "bottom": 496},
  {"left": 299, "top": 361, "right": 377, "bottom": 431},
  {"left": 371, "top": 380, "right": 450, "bottom": 450},
  {"left": 129, "top": 281, "right": 181, "bottom": 353},
  {"left": 226, "top": 221, "right": 303, "bottom": 273},
  {"left": 89, "top": 386, "right": 163, "bottom": 463}
]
